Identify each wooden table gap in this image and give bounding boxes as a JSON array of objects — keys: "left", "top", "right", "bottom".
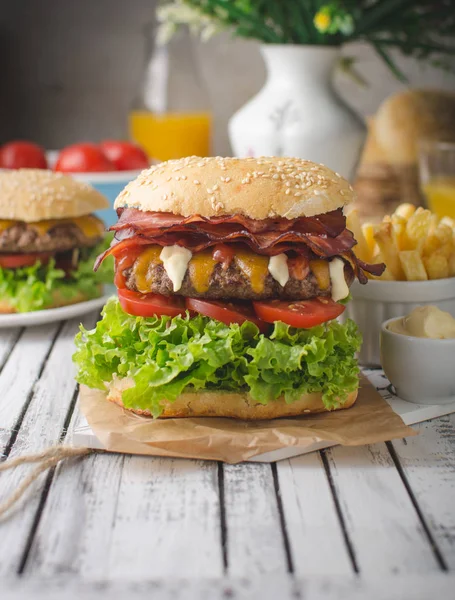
[
  {"left": 386, "top": 440, "right": 449, "bottom": 571},
  {"left": 2, "top": 321, "right": 65, "bottom": 459},
  {"left": 271, "top": 462, "right": 294, "bottom": 573},
  {"left": 320, "top": 450, "right": 359, "bottom": 573}
]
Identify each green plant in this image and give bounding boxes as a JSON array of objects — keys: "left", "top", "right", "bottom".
[{"left": 157, "top": 0, "right": 455, "bottom": 81}]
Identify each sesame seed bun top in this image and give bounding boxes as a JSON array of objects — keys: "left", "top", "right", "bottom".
[
  {"left": 114, "top": 156, "right": 355, "bottom": 220},
  {"left": 0, "top": 169, "right": 109, "bottom": 222}
]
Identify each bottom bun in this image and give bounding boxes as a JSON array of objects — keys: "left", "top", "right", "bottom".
[
  {"left": 0, "top": 285, "right": 103, "bottom": 314},
  {"left": 107, "top": 378, "right": 358, "bottom": 420}
]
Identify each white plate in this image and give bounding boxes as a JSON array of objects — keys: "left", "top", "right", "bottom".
[{"left": 0, "top": 287, "right": 115, "bottom": 328}]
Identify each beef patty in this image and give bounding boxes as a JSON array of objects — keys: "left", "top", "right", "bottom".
[
  {"left": 123, "top": 259, "right": 354, "bottom": 301},
  {"left": 0, "top": 221, "right": 102, "bottom": 254}
]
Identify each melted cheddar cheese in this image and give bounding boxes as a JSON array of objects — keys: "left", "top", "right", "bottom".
[
  {"left": 309, "top": 260, "right": 330, "bottom": 290},
  {"left": 0, "top": 220, "right": 17, "bottom": 232},
  {"left": 189, "top": 250, "right": 217, "bottom": 293},
  {"left": 235, "top": 250, "right": 269, "bottom": 294},
  {"left": 0, "top": 215, "right": 104, "bottom": 239},
  {"left": 133, "top": 246, "right": 162, "bottom": 293}
]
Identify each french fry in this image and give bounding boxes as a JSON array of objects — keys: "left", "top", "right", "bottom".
[
  {"left": 399, "top": 250, "right": 428, "bottom": 281},
  {"left": 346, "top": 210, "right": 371, "bottom": 262},
  {"left": 423, "top": 223, "right": 453, "bottom": 257},
  {"left": 361, "top": 223, "right": 377, "bottom": 258},
  {"left": 349, "top": 202, "right": 455, "bottom": 281},
  {"left": 440, "top": 216, "right": 455, "bottom": 229},
  {"left": 373, "top": 222, "right": 404, "bottom": 280},
  {"left": 405, "top": 208, "right": 432, "bottom": 251},
  {"left": 449, "top": 253, "right": 455, "bottom": 277},
  {"left": 390, "top": 214, "right": 407, "bottom": 251},
  {"left": 372, "top": 252, "right": 394, "bottom": 280},
  {"left": 435, "top": 242, "right": 454, "bottom": 259},
  {"left": 394, "top": 203, "right": 416, "bottom": 220},
  {"left": 423, "top": 254, "right": 449, "bottom": 280}
]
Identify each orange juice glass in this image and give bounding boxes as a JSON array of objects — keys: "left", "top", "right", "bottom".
[
  {"left": 129, "top": 111, "right": 211, "bottom": 162},
  {"left": 419, "top": 141, "right": 455, "bottom": 219}
]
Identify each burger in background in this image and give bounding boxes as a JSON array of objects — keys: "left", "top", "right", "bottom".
[
  {"left": 353, "top": 89, "right": 455, "bottom": 222},
  {"left": 0, "top": 169, "right": 112, "bottom": 312},
  {"left": 74, "top": 156, "right": 384, "bottom": 420}
]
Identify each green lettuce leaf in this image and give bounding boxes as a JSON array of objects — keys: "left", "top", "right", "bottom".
[
  {"left": 73, "top": 298, "right": 362, "bottom": 417},
  {"left": 0, "top": 238, "right": 113, "bottom": 313}
]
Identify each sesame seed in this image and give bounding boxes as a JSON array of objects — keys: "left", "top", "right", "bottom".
[{"left": 193, "top": 179, "right": 200, "bottom": 185}]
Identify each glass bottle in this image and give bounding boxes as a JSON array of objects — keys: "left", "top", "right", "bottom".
[{"left": 129, "top": 25, "right": 212, "bottom": 161}]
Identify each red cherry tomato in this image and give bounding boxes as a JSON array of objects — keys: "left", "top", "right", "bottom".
[
  {"left": 118, "top": 288, "right": 186, "bottom": 318},
  {"left": 54, "top": 143, "right": 115, "bottom": 173},
  {"left": 0, "top": 252, "right": 53, "bottom": 269},
  {"left": 253, "top": 298, "right": 345, "bottom": 329},
  {"left": 0, "top": 141, "right": 48, "bottom": 169},
  {"left": 99, "top": 140, "right": 149, "bottom": 171},
  {"left": 186, "top": 298, "right": 270, "bottom": 333}
]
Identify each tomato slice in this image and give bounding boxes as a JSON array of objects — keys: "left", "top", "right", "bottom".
[
  {"left": 118, "top": 288, "right": 186, "bottom": 318},
  {"left": 0, "top": 252, "right": 53, "bottom": 269},
  {"left": 186, "top": 298, "right": 270, "bottom": 333},
  {"left": 253, "top": 298, "right": 345, "bottom": 328}
]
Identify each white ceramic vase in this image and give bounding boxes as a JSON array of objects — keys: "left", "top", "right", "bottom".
[{"left": 228, "top": 45, "right": 365, "bottom": 180}]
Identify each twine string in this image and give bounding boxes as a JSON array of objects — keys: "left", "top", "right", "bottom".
[{"left": 0, "top": 446, "right": 91, "bottom": 518}]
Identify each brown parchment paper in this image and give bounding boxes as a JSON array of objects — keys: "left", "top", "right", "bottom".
[{"left": 78, "top": 375, "right": 415, "bottom": 464}]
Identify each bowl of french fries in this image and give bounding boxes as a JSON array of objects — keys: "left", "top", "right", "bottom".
[{"left": 345, "top": 203, "right": 455, "bottom": 365}]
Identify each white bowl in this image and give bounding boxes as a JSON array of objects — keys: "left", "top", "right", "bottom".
[
  {"left": 344, "top": 278, "right": 455, "bottom": 365},
  {"left": 381, "top": 317, "right": 455, "bottom": 404}
]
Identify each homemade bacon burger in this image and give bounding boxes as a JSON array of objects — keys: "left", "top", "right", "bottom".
[
  {"left": 74, "top": 156, "right": 384, "bottom": 419},
  {"left": 0, "top": 169, "right": 110, "bottom": 312}
]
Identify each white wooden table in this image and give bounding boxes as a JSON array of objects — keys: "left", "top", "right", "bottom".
[{"left": 1, "top": 311, "right": 455, "bottom": 600}]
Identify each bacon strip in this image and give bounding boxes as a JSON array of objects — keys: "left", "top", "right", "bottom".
[
  {"left": 112, "top": 207, "right": 347, "bottom": 237},
  {"left": 95, "top": 209, "right": 385, "bottom": 282}
]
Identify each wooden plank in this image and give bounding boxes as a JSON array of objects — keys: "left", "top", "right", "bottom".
[
  {"left": 106, "top": 456, "right": 223, "bottom": 579},
  {"left": 0, "top": 313, "right": 98, "bottom": 576},
  {"left": 3, "top": 574, "right": 455, "bottom": 600},
  {"left": 24, "top": 451, "right": 125, "bottom": 578},
  {"left": 0, "top": 323, "right": 59, "bottom": 451},
  {"left": 276, "top": 452, "right": 353, "bottom": 575},
  {"left": 390, "top": 414, "right": 455, "bottom": 569},
  {"left": 26, "top": 453, "right": 224, "bottom": 579},
  {"left": 324, "top": 442, "right": 441, "bottom": 574},
  {"left": 0, "top": 327, "right": 21, "bottom": 371},
  {"left": 222, "top": 463, "right": 288, "bottom": 576}
]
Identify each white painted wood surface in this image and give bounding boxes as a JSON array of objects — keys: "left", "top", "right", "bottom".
[
  {"left": 0, "top": 323, "right": 59, "bottom": 449},
  {"left": 390, "top": 415, "right": 455, "bottom": 569},
  {"left": 323, "top": 442, "right": 441, "bottom": 574},
  {"left": 0, "top": 314, "right": 97, "bottom": 576},
  {"left": 276, "top": 451, "right": 353, "bottom": 575},
  {"left": 3, "top": 574, "right": 455, "bottom": 600},
  {"left": 222, "top": 463, "right": 287, "bottom": 575},
  {"left": 0, "top": 317, "right": 454, "bottom": 599}
]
